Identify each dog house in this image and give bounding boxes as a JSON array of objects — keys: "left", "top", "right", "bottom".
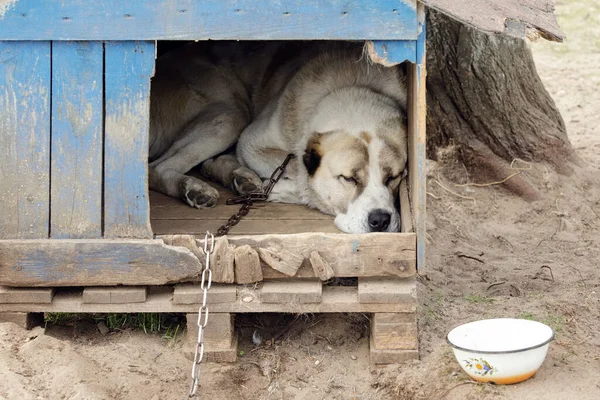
[{"left": 0, "top": 0, "right": 426, "bottom": 363}]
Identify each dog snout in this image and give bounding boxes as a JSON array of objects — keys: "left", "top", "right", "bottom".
[{"left": 367, "top": 209, "right": 391, "bottom": 232}]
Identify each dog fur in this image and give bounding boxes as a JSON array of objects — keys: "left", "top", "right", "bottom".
[{"left": 148, "top": 41, "right": 408, "bottom": 233}]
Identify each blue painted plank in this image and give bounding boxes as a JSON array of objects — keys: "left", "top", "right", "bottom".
[
  {"left": 51, "top": 41, "right": 103, "bottom": 239},
  {"left": 369, "top": 40, "right": 417, "bottom": 65},
  {"left": 415, "top": 4, "right": 426, "bottom": 271},
  {"left": 0, "top": 0, "right": 418, "bottom": 41},
  {"left": 416, "top": 3, "right": 426, "bottom": 65},
  {"left": 104, "top": 41, "right": 155, "bottom": 239},
  {"left": 0, "top": 239, "right": 202, "bottom": 286},
  {"left": 0, "top": 41, "right": 51, "bottom": 239}
]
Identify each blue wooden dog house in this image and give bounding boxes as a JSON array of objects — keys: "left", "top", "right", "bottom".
[{"left": 0, "top": 0, "right": 426, "bottom": 363}]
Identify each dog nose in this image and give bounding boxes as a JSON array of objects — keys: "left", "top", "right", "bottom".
[{"left": 368, "top": 209, "right": 391, "bottom": 232}]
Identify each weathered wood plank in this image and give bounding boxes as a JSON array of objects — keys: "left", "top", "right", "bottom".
[
  {"left": 369, "top": 335, "right": 419, "bottom": 364},
  {"left": 399, "top": 178, "right": 413, "bottom": 233},
  {"left": 0, "top": 239, "right": 202, "bottom": 287},
  {"left": 408, "top": 9, "right": 427, "bottom": 270},
  {"left": 151, "top": 218, "right": 340, "bottom": 235},
  {"left": 0, "top": 287, "right": 54, "bottom": 304},
  {"left": 0, "top": 41, "right": 51, "bottom": 239},
  {"left": 173, "top": 284, "right": 237, "bottom": 304},
  {"left": 371, "top": 313, "right": 418, "bottom": 350},
  {"left": 104, "top": 41, "right": 155, "bottom": 239},
  {"left": 186, "top": 313, "right": 234, "bottom": 349},
  {"left": 257, "top": 246, "right": 304, "bottom": 277},
  {"left": 366, "top": 40, "right": 417, "bottom": 66},
  {"left": 0, "top": 286, "right": 416, "bottom": 314},
  {"left": 309, "top": 251, "right": 335, "bottom": 281},
  {"left": 234, "top": 245, "right": 263, "bottom": 284},
  {"left": 150, "top": 190, "right": 333, "bottom": 221},
  {"left": 0, "top": 312, "right": 44, "bottom": 329},
  {"left": 82, "top": 287, "right": 147, "bottom": 304},
  {"left": 51, "top": 41, "right": 103, "bottom": 239},
  {"left": 358, "top": 277, "right": 416, "bottom": 304},
  {"left": 162, "top": 232, "right": 416, "bottom": 282},
  {"left": 259, "top": 280, "right": 322, "bottom": 304},
  {"left": 0, "top": 0, "right": 418, "bottom": 41}
]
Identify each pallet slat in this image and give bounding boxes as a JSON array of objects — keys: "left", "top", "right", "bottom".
[
  {"left": 0, "top": 287, "right": 54, "bottom": 304},
  {"left": 0, "top": 239, "right": 202, "bottom": 287},
  {"left": 0, "top": 286, "right": 416, "bottom": 314},
  {"left": 104, "top": 41, "right": 155, "bottom": 239},
  {"left": 51, "top": 41, "right": 103, "bottom": 239},
  {"left": 82, "top": 287, "right": 147, "bottom": 304},
  {"left": 259, "top": 280, "right": 322, "bottom": 304},
  {"left": 194, "top": 232, "right": 417, "bottom": 280},
  {"left": 358, "top": 277, "right": 416, "bottom": 304},
  {"left": 0, "top": 41, "right": 51, "bottom": 239}
]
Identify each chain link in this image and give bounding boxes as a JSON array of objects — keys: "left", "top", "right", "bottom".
[
  {"left": 216, "top": 154, "right": 295, "bottom": 237},
  {"left": 188, "top": 231, "right": 215, "bottom": 398},
  {"left": 186, "top": 155, "right": 294, "bottom": 397}
]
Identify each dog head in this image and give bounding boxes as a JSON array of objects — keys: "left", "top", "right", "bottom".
[{"left": 302, "top": 93, "right": 408, "bottom": 233}]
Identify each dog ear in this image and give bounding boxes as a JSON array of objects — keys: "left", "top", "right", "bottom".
[{"left": 303, "top": 133, "right": 323, "bottom": 176}]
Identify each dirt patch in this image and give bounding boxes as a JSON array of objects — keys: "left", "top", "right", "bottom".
[{"left": 1, "top": 1, "right": 599, "bottom": 399}]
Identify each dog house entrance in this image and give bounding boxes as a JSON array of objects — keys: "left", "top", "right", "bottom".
[{"left": 148, "top": 40, "right": 415, "bottom": 238}]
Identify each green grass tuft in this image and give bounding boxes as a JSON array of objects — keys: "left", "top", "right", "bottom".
[
  {"left": 45, "top": 312, "right": 185, "bottom": 339},
  {"left": 464, "top": 294, "right": 496, "bottom": 304}
]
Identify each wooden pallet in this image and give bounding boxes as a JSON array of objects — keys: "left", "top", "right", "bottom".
[{"left": 0, "top": 278, "right": 418, "bottom": 364}]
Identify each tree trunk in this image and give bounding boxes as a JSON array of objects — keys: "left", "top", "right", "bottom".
[{"left": 426, "top": 10, "right": 578, "bottom": 200}]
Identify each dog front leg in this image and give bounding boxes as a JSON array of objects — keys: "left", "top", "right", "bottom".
[
  {"left": 200, "top": 153, "right": 263, "bottom": 195},
  {"left": 149, "top": 105, "right": 248, "bottom": 208}
]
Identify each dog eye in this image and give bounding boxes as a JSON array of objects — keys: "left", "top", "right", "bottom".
[{"left": 339, "top": 175, "right": 358, "bottom": 184}]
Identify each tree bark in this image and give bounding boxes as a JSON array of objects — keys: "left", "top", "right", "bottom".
[{"left": 426, "top": 10, "right": 578, "bottom": 200}]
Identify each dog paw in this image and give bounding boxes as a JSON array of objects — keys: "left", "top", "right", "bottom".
[
  {"left": 180, "top": 177, "right": 219, "bottom": 208},
  {"left": 232, "top": 167, "right": 263, "bottom": 195}
]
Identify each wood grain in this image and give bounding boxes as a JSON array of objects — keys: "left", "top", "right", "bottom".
[
  {"left": 407, "top": 29, "right": 427, "bottom": 270},
  {"left": 0, "top": 239, "right": 202, "bottom": 287},
  {"left": 104, "top": 41, "right": 155, "bottom": 239},
  {"left": 0, "top": 286, "right": 416, "bottom": 314},
  {"left": 163, "top": 232, "right": 416, "bottom": 282},
  {"left": 0, "top": 41, "right": 51, "bottom": 239},
  {"left": 51, "top": 41, "right": 103, "bottom": 239},
  {"left": 0, "top": 0, "right": 418, "bottom": 41}
]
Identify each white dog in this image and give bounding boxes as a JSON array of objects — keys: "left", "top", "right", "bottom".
[{"left": 149, "top": 42, "right": 408, "bottom": 233}]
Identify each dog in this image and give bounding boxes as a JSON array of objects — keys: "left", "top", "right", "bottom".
[{"left": 148, "top": 41, "right": 408, "bottom": 233}]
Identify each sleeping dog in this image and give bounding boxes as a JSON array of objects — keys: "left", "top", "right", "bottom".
[{"left": 149, "top": 41, "right": 408, "bottom": 233}]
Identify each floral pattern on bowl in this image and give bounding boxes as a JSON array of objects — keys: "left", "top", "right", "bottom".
[{"left": 463, "top": 358, "right": 496, "bottom": 376}]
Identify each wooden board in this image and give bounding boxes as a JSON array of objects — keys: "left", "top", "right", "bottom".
[
  {"left": 0, "top": 287, "right": 54, "bottom": 304},
  {"left": 82, "top": 287, "right": 147, "bottom": 304},
  {"left": 0, "top": 41, "right": 51, "bottom": 239},
  {"left": 173, "top": 284, "right": 237, "bottom": 304},
  {"left": 165, "top": 232, "right": 417, "bottom": 282},
  {"left": 104, "top": 41, "right": 155, "bottom": 239},
  {"left": 358, "top": 277, "right": 416, "bottom": 304},
  {"left": 51, "top": 41, "right": 103, "bottom": 239},
  {"left": 0, "top": 286, "right": 416, "bottom": 314},
  {"left": 407, "top": 9, "right": 427, "bottom": 271},
  {"left": 0, "top": 0, "right": 418, "bottom": 41},
  {"left": 150, "top": 189, "right": 338, "bottom": 235},
  {"left": 0, "top": 239, "right": 202, "bottom": 287},
  {"left": 259, "top": 280, "right": 322, "bottom": 304}
]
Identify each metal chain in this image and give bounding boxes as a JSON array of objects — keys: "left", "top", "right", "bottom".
[
  {"left": 216, "top": 154, "right": 295, "bottom": 237},
  {"left": 188, "top": 231, "right": 215, "bottom": 398},
  {"left": 187, "top": 155, "right": 294, "bottom": 398}
]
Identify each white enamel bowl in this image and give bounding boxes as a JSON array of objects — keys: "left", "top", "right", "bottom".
[{"left": 447, "top": 318, "right": 554, "bottom": 384}]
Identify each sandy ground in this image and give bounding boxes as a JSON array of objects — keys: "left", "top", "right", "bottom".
[{"left": 1, "top": 1, "right": 599, "bottom": 399}]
